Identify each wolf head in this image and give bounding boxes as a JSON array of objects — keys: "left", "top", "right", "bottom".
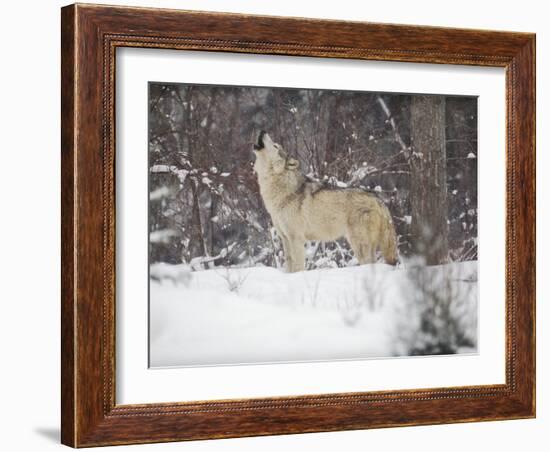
[{"left": 252, "top": 131, "right": 300, "bottom": 175}]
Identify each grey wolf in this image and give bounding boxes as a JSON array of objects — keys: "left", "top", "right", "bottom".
[{"left": 253, "top": 131, "right": 398, "bottom": 272}]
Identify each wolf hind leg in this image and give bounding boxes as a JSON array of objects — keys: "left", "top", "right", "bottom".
[
  {"left": 379, "top": 219, "right": 399, "bottom": 265},
  {"left": 348, "top": 234, "right": 375, "bottom": 265},
  {"left": 382, "top": 232, "right": 399, "bottom": 265},
  {"left": 360, "top": 243, "right": 376, "bottom": 264},
  {"left": 347, "top": 210, "right": 379, "bottom": 265},
  {"left": 364, "top": 244, "right": 376, "bottom": 264}
]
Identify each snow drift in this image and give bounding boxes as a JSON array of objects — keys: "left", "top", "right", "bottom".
[{"left": 149, "top": 262, "right": 478, "bottom": 367}]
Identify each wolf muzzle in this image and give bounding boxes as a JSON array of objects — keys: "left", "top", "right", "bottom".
[{"left": 253, "top": 130, "right": 267, "bottom": 150}]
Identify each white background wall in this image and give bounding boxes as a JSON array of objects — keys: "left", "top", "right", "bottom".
[{"left": 0, "top": 0, "right": 545, "bottom": 450}]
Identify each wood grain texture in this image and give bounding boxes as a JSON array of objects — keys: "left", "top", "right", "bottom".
[
  {"left": 60, "top": 3, "right": 536, "bottom": 447},
  {"left": 60, "top": 5, "right": 76, "bottom": 447}
]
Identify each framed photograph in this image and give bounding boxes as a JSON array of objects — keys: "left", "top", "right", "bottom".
[{"left": 61, "top": 3, "right": 535, "bottom": 447}]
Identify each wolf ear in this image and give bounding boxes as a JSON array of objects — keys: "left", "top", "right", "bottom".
[{"left": 285, "top": 157, "right": 299, "bottom": 170}]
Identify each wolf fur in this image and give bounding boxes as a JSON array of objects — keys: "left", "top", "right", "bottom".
[{"left": 253, "top": 131, "right": 399, "bottom": 272}]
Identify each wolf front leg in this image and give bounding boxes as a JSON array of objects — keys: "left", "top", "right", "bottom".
[
  {"left": 272, "top": 225, "right": 293, "bottom": 272},
  {"left": 286, "top": 237, "right": 305, "bottom": 272},
  {"left": 278, "top": 234, "right": 294, "bottom": 272},
  {"left": 275, "top": 230, "right": 292, "bottom": 272}
]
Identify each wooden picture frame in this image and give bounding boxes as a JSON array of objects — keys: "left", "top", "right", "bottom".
[{"left": 61, "top": 3, "right": 535, "bottom": 447}]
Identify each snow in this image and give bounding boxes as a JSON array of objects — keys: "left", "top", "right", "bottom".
[
  {"left": 149, "top": 165, "right": 188, "bottom": 183},
  {"left": 150, "top": 164, "right": 177, "bottom": 173},
  {"left": 467, "top": 152, "right": 477, "bottom": 159},
  {"left": 149, "top": 229, "right": 178, "bottom": 244},
  {"left": 150, "top": 263, "right": 192, "bottom": 286},
  {"left": 149, "top": 261, "right": 478, "bottom": 367},
  {"left": 149, "top": 186, "right": 171, "bottom": 201},
  {"left": 349, "top": 166, "right": 377, "bottom": 184}
]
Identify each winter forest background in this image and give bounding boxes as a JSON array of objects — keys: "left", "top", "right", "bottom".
[{"left": 148, "top": 82, "right": 478, "bottom": 367}]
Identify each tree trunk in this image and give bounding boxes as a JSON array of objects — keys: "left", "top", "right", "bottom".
[
  {"left": 208, "top": 192, "right": 218, "bottom": 256},
  {"left": 410, "top": 95, "right": 449, "bottom": 265},
  {"left": 189, "top": 180, "right": 207, "bottom": 258},
  {"left": 324, "top": 94, "right": 341, "bottom": 174}
]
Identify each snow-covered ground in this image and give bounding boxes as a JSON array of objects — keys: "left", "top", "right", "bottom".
[{"left": 149, "top": 262, "right": 478, "bottom": 367}]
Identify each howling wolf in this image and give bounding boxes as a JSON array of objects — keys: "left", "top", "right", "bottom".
[{"left": 253, "top": 131, "right": 398, "bottom": 272}]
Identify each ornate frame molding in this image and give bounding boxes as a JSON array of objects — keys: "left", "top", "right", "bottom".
[{"left": 61, "top": 4, "right": 535, "bottom": 447}]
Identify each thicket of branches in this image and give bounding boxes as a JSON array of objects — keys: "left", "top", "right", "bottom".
[{"left": 148, "top": 83, "right": 477, "bottom": 270}]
